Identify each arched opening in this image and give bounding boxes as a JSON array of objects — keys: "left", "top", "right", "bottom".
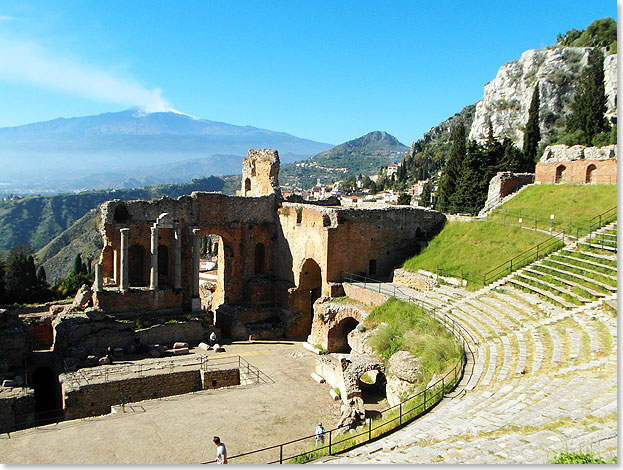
[
  {"left": 244, "top": 178, "right": 251, "bottom": 196},
  {"left": 368, "top": 259, "right": 377, "bottom": 276},
  {"left": 128, "top": 245, "right": 146, "bottom": 286},
  {"left": 158, "top": 245, "right": 169, "bottom": 285},
  {"left": 586, "top": 164, "right": 597, "bottom": 183},
  {"left": 555, "top": 165, "right": 566, "bottom": 183},
  {"left": 254, "top": 243, "right": 265, "bottom": 275},
  {"left": 298, "top": 259, "right": 322, "bottom": 335},
  {"left": 358, "top": 369, "right": 387, "bottom": 419},
  {"left": 199, "top": 234, "right": 224, "bottom": 312},
  {"left": 32, "top": 367, "right": 63, "bottom": 425},
  {"left": 113, "top": 204, "right": 129, "bottom": 223},
  {"left": 327, "top": 317, "right": 359, "bottom": 353},
  {"left": 251, "top": 164, "right": 256, "bottom": 177}
]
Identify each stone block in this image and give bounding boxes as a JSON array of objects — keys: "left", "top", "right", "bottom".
[
  {"left": 311, "top": 372, "right": 325, "bottom": 383},
  {"left": 329, "top": 389, "right": 340, "bottom": 400},
  {"left": 173, "top": 342, "right": 189, "bottom": 349},
  {"left": 213, "top": 344, "right": 225, "bottom": 352},
  {"left": 172, "top": 347, "right": 189, "bottom": 355},
  {"left": 198, "top": 342, "right": 210, "bottom": 351}
]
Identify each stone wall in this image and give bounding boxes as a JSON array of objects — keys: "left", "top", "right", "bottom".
[
  {"left": 237, "top": 149, "right": 281, "bottom": 197},
  {"left": 481, "top": 172, "right": 535, "bottom": 212},
  {"left": 20, "top": 313, "right": 54, "bottom": 350},
  {"left": 308, "top": 300, "right": 366, "bottom": 352},
  {"left": 342, "top": 283, "right": 388, "bottom": 307},
  {"left": 94, "top": 288, "right": 183, "bottom": 313},
  {"left": 0, "top": 390, "right": 36, "bottom": 434},
  {"left": 535, "top": 144, "right": 617, "bottom": 184},
  {"left": 202, "top": 368, "right": 240, "bottom": 389},
  {"left": 62, "top": 369, "right": 203, "bottom": 420},
  {"left": 391, "top": 268, "right": 436, "bottom": 292}
]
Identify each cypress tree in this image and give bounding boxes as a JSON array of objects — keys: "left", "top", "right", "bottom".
[
  {"left": 73, "top": 253, "right": 83, "bottom": 275},
  {"left": 37, "top": 265, "right": 47, "bottom": 285},
  {"left": 420, "top": 182, "right": 431, "bottom": 207},
  {"left": 453, "top": 141, "right": 489, "bottom": 213},
  {"left": 435, "top": 122, "right": 466, "bottom": 212},
  {"left": 566, "top": 47, "right": 609, "bottom": 144},
  {"left": 523, "top": 85, "right": 541, "bottom": 168}
]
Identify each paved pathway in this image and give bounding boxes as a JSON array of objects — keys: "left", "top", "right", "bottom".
[{"left": 321, "top": 226, "right": 617, "bottom": 464}]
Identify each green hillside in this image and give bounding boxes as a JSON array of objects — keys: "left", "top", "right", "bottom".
[
  {"left": 0, "top": 176, "right": 225, "bottom": 254},
  {"left": 403, "top": 184, "right": 616, "bottom": 288},
  {"left": 279, "top": 131, "right": 408, "bottom": 189}
]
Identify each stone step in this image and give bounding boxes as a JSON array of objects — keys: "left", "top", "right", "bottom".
[
  {"left": 464, "top": 299, "right": 517, "bottom": 333},
  {"left": 554, "top": 253, "right": 617, "bottom": 274},
  {"left": 525, "top": 266, "right": 607, "bottom": 298},
  {"left": 511, "top": 275, "right": 581, "bottom": 308},
  {"left": 539, "top": 259, "right": 617, "bottom": 288},
  {"left": 577, "top": 241, "right": 618, "bottom": 254}
]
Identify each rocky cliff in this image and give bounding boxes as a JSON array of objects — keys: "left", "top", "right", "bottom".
[{"left": 468, "top": 47, "right": 617, "bottom": 147}]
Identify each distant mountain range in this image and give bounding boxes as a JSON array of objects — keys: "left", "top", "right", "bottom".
[{"left": 0, "top": 108, "right": 332, "bottom": 195}]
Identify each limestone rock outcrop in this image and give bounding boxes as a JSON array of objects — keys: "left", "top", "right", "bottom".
[{"left": 469, "top": 47, "right": 617, "bottom": 147}]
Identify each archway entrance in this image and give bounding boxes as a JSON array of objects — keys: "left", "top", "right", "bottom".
[
  {"left": 32, "top": 367, "right": 63, "bottom": 425},
  {"left": 358, "top": 369, "right": 387, "bottom": 419},
  {"left": 298, "top": 259, "right": 322, "bottom": 335},
  {"left": 158, "top": 245, "right": 170, "bottom": 285},
  {"left": 327, "top": 317, "right": 359, "bottom": 352}
]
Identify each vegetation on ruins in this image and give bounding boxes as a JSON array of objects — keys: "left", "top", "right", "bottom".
[
  {"left": 549, "top": 451, "right": 616, "bottom": 464},
  {"left": 365, "top": 298, "right": 462, "bottom": 385}
]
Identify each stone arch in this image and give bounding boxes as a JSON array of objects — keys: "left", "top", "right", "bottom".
[
  {"left": 32, "top": 367, "right": 63, "bottom": 425},
  {"left": 254, "top": 243, "right": 265, "bottom": 275},
  {"left": 158, "top": 244, "right": 169, "bottom": 285},
  {"left": 244, "top": 178, "right": 251, "bottom": 196},
  {"left": 296, "top": 258, "right": 323, "bottom": 336},
  {"left": 128, "top": 244, "right": 146, "bottom": 286},
  {"left": 198, "top": 230, "right": 236, "bottom": 310},
  {"left": 357, "top": 367, "right": 387, "bottom": 412},
  {"left": 586, "top": 164, "right": 597, "bottom": 183},
  {"left": 555, "top": 164, "right": 566, "bottom": 183},
  {"left": 327, "top": 317, "right": 360, "bottom": 353}
]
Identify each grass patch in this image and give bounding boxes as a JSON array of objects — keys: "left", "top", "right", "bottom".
[
  {"left": 365, "top": 298, "right": 463, "bottom": 385},
  {"left": 490, "top": 184, "right": 617, "bottom": 233},
  {"left": 403, "top": 220, "right": 552, "bottom": 288},
  {"left": 549, "top": 452, "right": 616, "bottom": 464}
]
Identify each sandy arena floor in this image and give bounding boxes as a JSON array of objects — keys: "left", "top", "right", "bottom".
[{"left": 0, "top": 340, "right": 343, "bottom": 465}]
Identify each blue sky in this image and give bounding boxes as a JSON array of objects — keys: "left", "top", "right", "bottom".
[{"left": 0, "top": 1, "right": 616, "bottom": 145}]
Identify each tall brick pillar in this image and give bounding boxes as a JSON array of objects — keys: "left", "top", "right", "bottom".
[
  {"left": 150, "top": 224, "right": 158, "bottom": 291},
  {"left": 119, "top": 228, "right": 129, "bottom": 292},
  {"left": 173, "top": 226, "right": 182, "bottom": 290},
  {"left": 94, "top": 263, "right": 103, "bottom": 292}
]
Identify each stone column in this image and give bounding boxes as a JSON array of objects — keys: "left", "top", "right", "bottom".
[
  {"left": 173, "top": 226, "right": 182, "bottom": 290},
  {"left": 94, "top": 263, "right": 103, "bottom": 293},
  {"left": 191, "top": 229, "right": 201, "bottom": 299},
  {"left": 119, "top": 228, "right": 130, "bottom": 292},
  {"left": 150, "top": 224, "right": 158, "bottom": 290}
]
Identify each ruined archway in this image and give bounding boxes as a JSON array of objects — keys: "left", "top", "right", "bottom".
[
  {"left": 555, "top": 164, "right": 566, "bottom": 183},
  {"left": 32, "top": 367, "right": 63, "bottom": 425},
  {"left": 586, "top": 164, "right": 597, "bottom": 183},
  {"left": 128, "top": 244, "right": 146, "bottom": 287},
  {"left": 327, "top": 317, "right": 359, "bottom": 353},
  {"left": 358, "top": 369, "right": 387, "bottom": 418},
  {"left": 244, "top": 178, "right": 251, "bottom": 196},
  {"left": 295, "top": 258, "right": 322, "bottom": 336}
]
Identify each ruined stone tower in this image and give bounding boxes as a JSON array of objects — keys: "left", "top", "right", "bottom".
[{"left": 237, "top": 149, "right": 281, "bottom": 197}]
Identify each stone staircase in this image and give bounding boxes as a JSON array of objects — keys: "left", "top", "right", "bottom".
[{"left": 322, "top": 223, "right": 617, "bottom": 464}]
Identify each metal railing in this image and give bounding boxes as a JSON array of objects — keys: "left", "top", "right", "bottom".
[{"left": 200, "top": 275, "right": 475, "bottom": 464}]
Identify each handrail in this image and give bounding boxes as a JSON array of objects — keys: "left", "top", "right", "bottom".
[{"left": 200, "top": 275, "right": 475, "bottom": 464}]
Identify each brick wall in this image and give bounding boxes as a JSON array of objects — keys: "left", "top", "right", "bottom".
[
  {"left": 62, "top": 369, "right": 203, "bottom": 420},
  {"left": 535, "top": 159, "right": 617, "bottom": 184},
  {"left": 343, "top": 283, "right": 388, "bottom": 306},
  {"left": 0, "top": 390, "right": 36, "bottom": 434},
  {"left": 202, "top": 368, "right": 240, "bottom": 389}
]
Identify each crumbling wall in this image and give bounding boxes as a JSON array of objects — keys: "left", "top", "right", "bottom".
[
  {"left": 535, "top": 144, "right": 617, "bottom": 184},
  {"left": 0, "top": 389, "right": 36, "bottom": 434},
  {"left": 237, "top": 149, "right": 281, "bottom": 197},
  {"left": 308, "top": 300, "right": 367, "bottom": 352}
]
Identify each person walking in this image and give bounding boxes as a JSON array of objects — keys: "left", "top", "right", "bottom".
[
  {"left": 213, "top": 436, "right": 227, "bottom": 464},
  {"left": 315, "top": 422, "right": 325, "bottom": 445}
]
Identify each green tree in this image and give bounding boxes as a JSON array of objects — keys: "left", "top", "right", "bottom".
[
  {"left": 397, "top": 192, "right": 412, "bottom": 205},
  {"left": 522, "top": 85, "right": 541, "bottom": 168},
  {"left": 73, "top": 253, "right": 86, "bottom": 274},
  {"left": 36, "top": 266, "right": 47, "bottom": 285},
  {"left": 566, "top": 47, "right": 610, "bottom": 144},
  {"left": 435, "top": 123, "right": 466, "bottom": 212},
  {"left": 420, "top": 182, "right": 431, "bottom": 207},
  {"left": 4, "top": 246, "right": 40, "bottom": 303},
  {"left": 0, "top": 256, "right": 6, "bottom": 304}
]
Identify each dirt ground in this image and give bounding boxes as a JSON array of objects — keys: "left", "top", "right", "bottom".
[{"left": 0, "top": 340, "right": 343, "bottom": 465}]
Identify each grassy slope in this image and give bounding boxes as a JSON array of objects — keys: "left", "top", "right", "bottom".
[
  {"left": 402, "top": 184, "right": 616, "bottom": 285},
  {"left": 489, "top": 184, "right": 617, "bottom": 226}
]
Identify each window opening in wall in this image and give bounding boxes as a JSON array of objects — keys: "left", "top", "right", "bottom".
[
  {"left": 254, "top": 243, "right": 265, "bottom": 275},
  {"left": 244, "top": 178, "right": 251, "bottom": 195},
  {"left": 113, "top": 204, "right": 129, "bottom": 222},
  {"left": 327, "top": 317, "right": 359, "bottom": 353},
  {"left": 369, "top": 259, "right": 377, "bottom": 276}
]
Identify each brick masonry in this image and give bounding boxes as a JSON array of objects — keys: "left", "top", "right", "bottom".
[{"left": 535, "top": 144, "right": 617, "bottom": 184}]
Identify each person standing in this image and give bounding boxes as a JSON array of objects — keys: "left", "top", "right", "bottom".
[{"left": 213, "top": 436, "right": 227, "bottom": 464}]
